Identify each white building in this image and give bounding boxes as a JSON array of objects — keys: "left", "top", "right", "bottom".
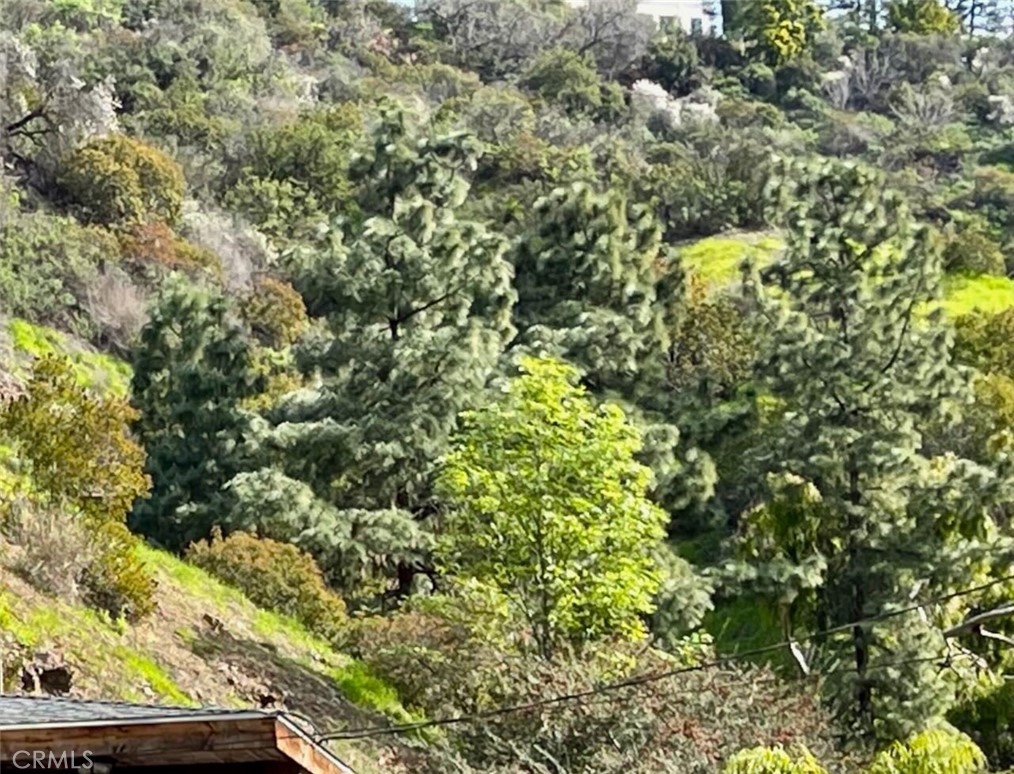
[{"left": 566, "top": 0, "right": 712, "bottom": 33}]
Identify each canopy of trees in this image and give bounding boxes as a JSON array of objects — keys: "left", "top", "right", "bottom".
[{"left": 3, "top": 0, "right": 1014, "bottom": 770}]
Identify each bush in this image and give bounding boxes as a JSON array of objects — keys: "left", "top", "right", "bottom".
[
  {"left": 0, "top": 192, "right": 121, "bottom": 337},
  {"left": 227, "top": 104, "right": 363, "bottom": 234},
  {"left": 866, "top": 729, "right": 987, "bottom": 773},
  {"left": 2, "top": 495, "right": 96, "bottom": 600},
  {"left": 723, "top": 745, "right": 828, "bottom": 774},
  {"left": 242, "top": 277, "right": 308, "bottom": 348},
  {"left": 954, "top": 309, "right": 1014, "bottom": 375},
  {"left": 352, "top": 592, "right": 847, "bottom": 773},
  {"left": 82, "top": 520, "right": 157, "bottom": 621},
  {"left": 520, "top": 48, "right": 624, "bottom": 121},
  {"left": 739, "top": 62, "right": 777, "bottom": 101},
  {"left": 967, "top": 166, "right": 1014, "bottom": 234},
  {"left": 119, "top": 220, "right": 221, "bottom": 279},
  {"left": 0, "top": 356, "right": 155, "bottom": 620},
  {"left": 642, "top": 129, "right": 773, "bottom": 240},
  {"left": 634, "top": 25, "right": 702, "bottom": 97},
  {"left": 58, "top": 134, "right": 185, "bottom": 226},
  {"left": 186, "top": 529, "right": 347, "bottom": 641},
  {"left": 943, "top": 226, "right": 1006, "bottom": 276}
]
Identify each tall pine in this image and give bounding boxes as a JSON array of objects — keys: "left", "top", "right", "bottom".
[
  {"left": 129, "top": 276, "right": 265, "bottom": 551},
  {"left": 510, "top": 182, "right": 668, "bottom": 398},
  {"left": 739, "top": 159, "right": 1011, "bottom": 739},
  {"left": 510, "top": 181, "right": 713, "bottom": 521},
  {"left": 264, "top": 107, "right": 516, "bottom": 596}
]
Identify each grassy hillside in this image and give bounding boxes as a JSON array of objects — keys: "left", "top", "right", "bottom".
[
  {"left": 683, "top": 233, "right": 1014, "bottom": 318},
  {"left": 0, "top": 542, "right": 416, "bottom": 773},
  {"left": 0, "top": 322, "right": 418, "bottom": 774}
]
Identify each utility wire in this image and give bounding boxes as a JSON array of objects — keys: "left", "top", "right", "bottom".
[
  {"left": 5, "top": 574, "right": 1012, "bottom": 765},
  {"left": 307, "top": 572, "right": 1014, "bottom": 743}
]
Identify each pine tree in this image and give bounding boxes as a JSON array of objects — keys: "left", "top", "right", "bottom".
[
  {"left": 509, "top": 181, "right": 668, "bottom": 399},
  {"left": 508, "top": 182, "right": 714, "bottom": 519},
  {"left": 739, "top": 158, "right": 1011, "bottom": 738},
  {"left": 129, "top": 275, "right": 265, "bottom": 551},
  {"left": 267, "top": 107, "right": 516, "bottom": 596}
]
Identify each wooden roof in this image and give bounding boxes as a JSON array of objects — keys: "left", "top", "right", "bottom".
[{"left": 0, "top": 697, "right": 355, "bottom": 773}]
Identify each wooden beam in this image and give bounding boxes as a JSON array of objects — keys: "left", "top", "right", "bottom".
[
  {"left": 274, "top": 717, "right": 355, "bottom": 774},
  {"left": 0, "top": 717, "right": 283, "bottom": 767}
]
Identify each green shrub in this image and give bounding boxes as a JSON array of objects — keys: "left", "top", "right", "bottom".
[
  {"left": 950, "top": 680, "right": 1014, "bottom": 769},
  {"left": 0, "top": 356, "right": 155, "bottom": 620},
  {"left": 0, "top": 197, "right": 121, "bottom": 336},
  {"left": 723, "top": 745, "right": 828, "bottom": 773},
  {"left": 353, "top": 591, "right": 845, "bottom": 773},
  {"left": 82, "top": 520, "right": 157, "bottom": 621},
  {"left": 520, "top": 48, "right": 623, "bottom": 121},
  {"left": 228, "top": 104, "right": 362, "bottom": 235},
  {"left": 866, "top": 729, "right": 987, "bottom": 774},
  {"left": 186, "top": 529, "right": 347, "bottom": 641},
  {"left": 58, "top": 134, "right": 185, "bottom": 226},
  {"left": 967, "top": 166, "right": 1014, "bottom": 234},
  {"left": 943, "top": 227, "right": 1006, "bottom": 276},
  {"left": 242, "top": 277, "right": 308, "bottom": 348},
  {"left": 740, "top": 62, "right": 777, "bottom": 101}
]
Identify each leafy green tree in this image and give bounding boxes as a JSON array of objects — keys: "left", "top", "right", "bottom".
[
  {"left": 866, "top": 729, "right": 987, "bottom": 773},
  {"left": 887, "top": 0, "right": 960, "bottom": 34},
  {"left": 129, "top": 276, "right": 265, "bottom": 551},
  {"left": 742, "top": 0, "right": 825, "bottom": 65},
  {"left": 269, "top": 108, "right": 516, "bottom": 597},
  {"left": 739, "top": 159, "right": 1010, "bottom": 738},
  {"left": 723, "top": 745, "right": 828, "bottom": 774},
  {"left": 519, "top": 48, "right": 624, "bottom": 121},
  {"left": 436, "top": 357, "right": 669, "bottom": 658}
]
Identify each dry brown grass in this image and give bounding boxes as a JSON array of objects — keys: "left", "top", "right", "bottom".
[{"left": 2, "top": 496, "right": 96, "bottom": 600}]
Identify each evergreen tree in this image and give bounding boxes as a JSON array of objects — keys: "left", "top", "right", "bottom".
[
  {"left": 266, "top": 107, "right": 516, "bottom": 596},
  {"left": 738, "top": 159, "right": 1011, "bottom": 738},
  {"left": 508, "top": 181, "right": 714, "bottom": 519},
  {"left": 509, "top": 181, "right": 668, "bottom": 398},
  {"left": 129, "top": 276, "right": 265, "bottom": 551}
]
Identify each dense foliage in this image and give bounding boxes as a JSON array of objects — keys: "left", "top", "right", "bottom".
[{"left": 4, "top": 0, "right": 1014, "bottom": 769}]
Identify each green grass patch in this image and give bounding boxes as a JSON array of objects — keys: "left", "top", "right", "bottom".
[
  {"left": 6, "top": 318, "right": 132, "bottom": 397},
  {"left": 679, "top": 233, "right": 784, "bottom": 286},
  {"left": 0, "top": 593, "right": 45, "bottom": 647},
  {"left": 331, "top": 661, "right": 424, "bottom": 727},
  {"left": 941, "top": 274, "right": 1014, "bottom": 318},
  {"left": 139, "top": 544, "right": 250, "bottom": 609},
  {"left": 112, "top": 646, "right": 196, "bottom": 706},
  {"left": 143, "top": 545, "right": 419, "bottom": 724}
]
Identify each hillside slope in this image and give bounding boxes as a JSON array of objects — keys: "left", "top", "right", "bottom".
[{"left": 0, "top": 543, "right": 415, "bottom": 773}]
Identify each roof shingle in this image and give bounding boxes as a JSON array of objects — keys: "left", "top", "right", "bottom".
[{"left": 0, "top": 695, "right": 269, "bottom": 728}]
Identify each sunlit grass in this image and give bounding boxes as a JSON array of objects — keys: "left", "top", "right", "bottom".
[{"left": 940, "top": 274, "right": 1014, "bottom": 318}]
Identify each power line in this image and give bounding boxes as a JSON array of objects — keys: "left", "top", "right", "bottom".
[
  {"left": 4, "top": 574, "right": 1012, "bottom": 765},
  {"left": 305, "top": 572, "right": 1014, "bottom": 743}
]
